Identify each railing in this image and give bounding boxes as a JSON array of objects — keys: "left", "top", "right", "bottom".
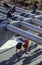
[
  {"left": 6, "top": 25, "right": 42, "bottom": 44},
  {"left": 0, "top": 2, "right": 42, "bottom": 44}
]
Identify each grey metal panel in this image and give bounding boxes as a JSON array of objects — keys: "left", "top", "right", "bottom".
[
  {"left": 20, "top": 21, "right": 42, "bottom": 34},
  {"left": 6, "top": 25, "right": 42, "bottom": 44}
]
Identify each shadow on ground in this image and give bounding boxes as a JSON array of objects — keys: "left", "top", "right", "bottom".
[
  {"left": 0, "top": 48, "right": 42, "bottom": 65},
  {"left": 22, "top": 49, "right": 42, "bottom": 65},
  {"left": 0, "top": 50, "right": 26, "bottom": 65},
  {"left": 36, "top": 61, "right": 42, "bottom": 65},
  {"left": 0, "top": 31, "right": 14, "bottom": 47}
]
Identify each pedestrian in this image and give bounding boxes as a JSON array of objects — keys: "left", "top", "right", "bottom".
[
  {"left": 7, "top": 11, "right": 12, "bottom": 18},
  {"left": 10, "top": 6, "right": 15, "bottom": 13},
  {"left": 32, "top": 1, "right": 38, "bottom": 13},
  {"left": 23, "top": 30, "right": 33, "bottom": 54},
  {"left": 23, "top": 39, "right": 32, "bottom": 54}
]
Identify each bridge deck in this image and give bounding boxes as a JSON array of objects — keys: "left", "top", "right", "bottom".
[
  {"left": 0, "top": 1, "right": 42, "bottom": 65},
  {"left": 0, "top": 31, "right": 42, "bottom": 65}
]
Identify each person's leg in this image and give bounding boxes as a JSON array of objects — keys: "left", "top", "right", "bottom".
[
  {"left": 23, "top": 40, "right": 29, "bottom": 54},
  {"left": 25, "top": 40, "right": 32, "bottom": 54}
]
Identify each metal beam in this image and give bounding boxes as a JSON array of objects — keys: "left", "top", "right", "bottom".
[
  {"left": 23, "top": 18, "right": 32, "bottom": 23},
  {"left": 15, "top": 7, "right": 35, "bottom": 18},
  {"left": 23, "top": 18, "right": 42, "bottom": 26},
  {"left": 15, "top": 6, "right": 29, "bottom": 13},
  {"left": 35, "top": 15, "right": 42, "bottom": 19},
  {"left": 6, "top": 25, "right": 42, "bottom": 44},
  {"left": 32, "top": 19, "right": 42, "bottom": 26},
  {"left": 20, "top": 21, "right": 42, "bottom": 34},
  {"left": 12, "top": 13, "right": 25, "bottom": 19},
  {"left": 0, "top": 13, "right": 7, "bottom": 20},
  {"left": 0, "top": 7, "right": 8, "bottom": 14},
  {"left": 10, "top": 21, "right": 20, "bottom": 27}
]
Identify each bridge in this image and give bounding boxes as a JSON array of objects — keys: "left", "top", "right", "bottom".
[{"left": 0, "top": 1, "right": 42, "bottom": 65}]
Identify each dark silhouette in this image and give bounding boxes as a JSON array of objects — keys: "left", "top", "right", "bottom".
[
  {"left": 0, "top": 49, "right": 42, "bottom": 65},
  {"left": 3, "top": 3, "right": 10, "bottom": 8},
  {"left": 0, "top": 50, "right": 25, "bottom": 65},
  {"left": 10, "top": 6, "right": 15, "bottom": 13},
  {"left": 36, "top": 61, "right": 42, "bottom": 65},
  {"left": 22, "top": 49, "right": 42, "bottom": 65},
  {"left": 7, "top": 6, "right": 15, "bottom": 18},
  {"left": 32, "top": 1, "right": 38, "bottom": 14},
  {"left": 7, "top": 11, "right": 12, "bottom": 18}
]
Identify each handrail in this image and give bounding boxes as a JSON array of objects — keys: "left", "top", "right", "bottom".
[
  {"left": 6, "top": 25, "right": 42, "bottom": 44},
  {"left": 32, "top": 19, "right": 42, "bottom": 26}
]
